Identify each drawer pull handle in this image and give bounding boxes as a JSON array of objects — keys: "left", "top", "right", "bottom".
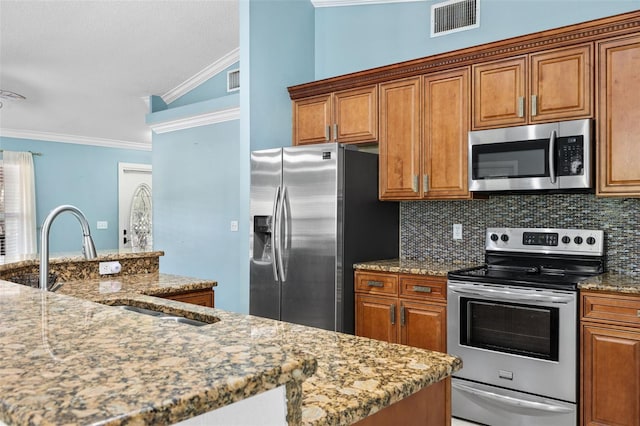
[
  {"left": 637, "top": 309, "right": 640, "bottom": 318},
  {"left": 367, "top": 280, "right": 384, "bottom": 287},
  {"left": 413, "top": 285, "right": 432, "bottom": 293},
  {"left": 390, "top": 304, "right": 396, "bottom": 325}
]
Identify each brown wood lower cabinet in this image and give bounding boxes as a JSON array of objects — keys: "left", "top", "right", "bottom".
[
  {"left": 581, "top": 291, "right": 640, "bottom": 426},
  {"left": 355, "top": 270, "right": 449, "bottom": 425},
  {"left": 161, "top": 288, "right": 215, "bottom": 308}
]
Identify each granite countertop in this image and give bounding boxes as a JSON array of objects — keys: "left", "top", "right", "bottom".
[
  {"left": 0, "top": 278, "right": 461, "bottom": 425},
  {"left": 0, "top": 281, "right": 316, "bottom": 426},
  {"left": 578, "top": 272, "right": 640, "bottom": 295},
  {"left": 354, "top": 258, "right": 477, "bottom": 276},
  {"left": 0, "top": 249, "right": 164, "bottom": 272},
  {"left": 55, "top": 272, "right": 217, "bottom": 300}
]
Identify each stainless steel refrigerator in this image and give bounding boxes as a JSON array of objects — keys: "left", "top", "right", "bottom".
[{"left": 250, "top": 143, "right": 398, "bottom": 334}]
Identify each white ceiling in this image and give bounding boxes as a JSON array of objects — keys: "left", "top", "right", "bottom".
[{"left": 0, "top": 0, "right": 239, "bottom": 149}]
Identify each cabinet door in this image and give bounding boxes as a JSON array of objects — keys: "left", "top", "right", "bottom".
[
  {"left": 293, "top": 94, "right": 332, "bottom": 145},
  {"left": 333, "top": 85, "right": 378, "bottom": 144},
  {"left": 597, "top": 34, "right": 640, "bottom": 196},
  {"left": 582, "top": 324, "right": 640, "bottom": 426},
  {"left": 399, "top": 300, "right": 446, "bottom": 352},
  {"left": 422, "top": 68, "right": 471, "bottom": 199},
  {"left": 473, "top": 56, "right": 527, "bottom": 129},
  {"left": 379, "top": 77, "right": 421, "bottom": 200},
  {"left": 530, "top": 44, "right": 592, "bottom": 123},
  {"left": 355, "top": 294, "right": 398, "bottom": 344}
]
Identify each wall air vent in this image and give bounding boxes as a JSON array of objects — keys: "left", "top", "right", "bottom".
[
  {"left": 431, "top": 0, "right": 479, "bottom": 37},
  {"left": 227, "top": 69, "right": 240, "bottom": 92}
]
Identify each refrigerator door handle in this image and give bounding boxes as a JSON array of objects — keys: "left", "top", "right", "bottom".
[
  {"left": 271, "top": 186, "right": 281, "bottom": 281},
  {"left": 277, "top": 186, "right": 289, "bottom": 283}
]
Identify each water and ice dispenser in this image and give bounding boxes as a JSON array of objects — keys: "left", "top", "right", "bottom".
[{"left": 253, "top": 215, "right": 273, "bottom": 262}]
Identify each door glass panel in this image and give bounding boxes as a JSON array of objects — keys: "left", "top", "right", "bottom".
[
  {"left": 472, "top": 139, "right": 549, "bottom": 179},
  {"left": 461, "top": 298, "right": 559, "bottom": 361}
]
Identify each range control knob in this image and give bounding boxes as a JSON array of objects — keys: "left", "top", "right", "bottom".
[
  {"left": 501, "top": 234, "right": 509, "bottom": 242},
  {"left": 561, "top": 236, "right": 571, "bottom": 244},
  {"left": 586, "top": 236, "right": 596, "bottom": 245},
  {"left": 574, "top": 236, "right": 583, "bottom": 245},
  {"left": 490, "top": 233, "right": 499, "bottom": 242}
]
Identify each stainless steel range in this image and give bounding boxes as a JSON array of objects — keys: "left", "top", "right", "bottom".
[{"left": 447, "top": 227, "right": 605, "bottom": 426}]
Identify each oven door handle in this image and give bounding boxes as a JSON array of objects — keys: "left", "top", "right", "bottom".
[
  {"left": 448, "top": 284, "right": 574, "bottom": 304},
  {"left": 452, "top": 381, "right": 574, "bottom": 414}
]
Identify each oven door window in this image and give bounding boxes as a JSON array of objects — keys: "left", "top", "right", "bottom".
[
  {"left": 460, "top": 297, "right": 559, "bottom": 361},
  {"left": 472, "top": 138, "right": 550, "bottom": 180}
]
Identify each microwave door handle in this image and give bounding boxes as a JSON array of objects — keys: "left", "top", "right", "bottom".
[{"left": 549, "top": 129, "right": 557, "bottom": 184}]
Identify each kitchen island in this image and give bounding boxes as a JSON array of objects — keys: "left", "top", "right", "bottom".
[{"left": 0, "top": 271, "right": 461, "bottom": 425}]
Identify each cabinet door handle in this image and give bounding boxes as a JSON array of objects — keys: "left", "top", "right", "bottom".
[
  {"left": 637, "top": 309, "right": 640, "bottom": 318},
  {"left": 518, "top": 97, "right": 524, "bottom": 118},
  {"left": 400, "top": 305, "right": 406, "bottom": 326},
  {"left": 325, "top": 125, "right": 330, "bottom": 141},
  {"left": 333, "top": 124, "right": 338, "bottom": 142},
  {"left": 423, "top": 175, "right": 429, "bottom": 193},
  {"left": 412, "top": 175, "right": 419, "bottom": 192},
  {"left": 390, "top": 304, "right": 396, "bottom": 325},
  {"left": 367, "top": 280, "right": 384, "bottom": 287},
  {"left": 531, "top": 95, "right": 538, "bottom": 116},
  {"left": 413, "top": 285, "right": 432, "bottom": 293}
]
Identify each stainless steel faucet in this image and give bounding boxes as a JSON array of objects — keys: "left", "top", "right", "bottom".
[{"left": 39, "top": 205, "right": 97, "bottom": 290}]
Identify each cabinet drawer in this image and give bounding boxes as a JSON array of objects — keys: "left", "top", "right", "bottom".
[
  {"left": 400, "top": 275, "right": 446, "bottom": 302},
  {"left": 163, "top": 289, "right": 215, "bottom": 308},
  {"left": 355, "top": 271, "right": 398, "bottom": 295},
  {"left": 582, "top": 292, "right": 640, "bottom": 327}
]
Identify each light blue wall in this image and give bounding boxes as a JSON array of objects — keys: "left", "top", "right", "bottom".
[
  {"left": 168, "top": 62, "right": 240, "bottom": 108},
  {"left": 315, "top": 0, "right": 640, "bottom": 79},
  {"left": 246, "top": 0, "right": 315, "bottom": 151},
  {"left": 152, "top": 121, "right": 244, "bottom": 313},
  {"left": 0, "top": 137, "right": 151, "bottom": 253}
]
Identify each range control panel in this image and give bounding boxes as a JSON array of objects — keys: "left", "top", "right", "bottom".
[{"left": 486, "top": 227, "right": 604, "bottom": 256}]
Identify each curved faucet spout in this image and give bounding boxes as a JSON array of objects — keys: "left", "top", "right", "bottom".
[{"left": 39, "top": 205, "right": 97, "bottom": 290}]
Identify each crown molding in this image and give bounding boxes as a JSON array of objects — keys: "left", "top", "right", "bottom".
[
  {"left": 0, "top": 128, "right": 151, "bottom": 151},
  {"left": 149, "top": 106, "right": 240, "bottom": 134},
  {"left": 161, "top": 47, "right": 240, "bottom": 105},
  {"left": 311, "top": 0, "right": 424, "bottom": 7},
  {"left": 289, "top": 9, "right": 640, "bottom": 99}
]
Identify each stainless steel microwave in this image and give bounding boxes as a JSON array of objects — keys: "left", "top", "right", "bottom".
[{"left": 468, "top": 119, "right": 593, "bottom": 192}]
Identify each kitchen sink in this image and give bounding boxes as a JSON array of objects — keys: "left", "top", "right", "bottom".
[
  {"left": 114, "top": 304, "right": 213, "bottom": 326},
  {"left": 7, "top": 273, "right": 64, "bottom": 292}
]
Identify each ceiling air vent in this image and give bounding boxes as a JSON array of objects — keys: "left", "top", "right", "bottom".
[
  {"left": 227, "top": 69, "right": 240, "bottom": 92},
  {"left": 431, "top": 0, "right": 479, "bottom": 37}
]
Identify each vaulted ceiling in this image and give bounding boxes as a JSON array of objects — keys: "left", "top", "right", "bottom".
[{"left": 0, "top": 0, "right": 239, "bottom": 148}]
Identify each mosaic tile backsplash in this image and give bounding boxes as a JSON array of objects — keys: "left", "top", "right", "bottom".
[{"left": 400, "top": 193, "right": 640, "bottom": 275}]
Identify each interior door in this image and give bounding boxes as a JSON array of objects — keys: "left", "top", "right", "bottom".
[{"left": 118, "top": 163, "right": 152, "bottom": 250}]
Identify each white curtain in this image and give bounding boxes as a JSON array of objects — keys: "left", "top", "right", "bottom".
[{"left": 2, "top": 151, "right": 37, "bottom": 258}]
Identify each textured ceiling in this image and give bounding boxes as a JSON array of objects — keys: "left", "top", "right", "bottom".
[{"left": 0, "top": 0, "right": 239, "bottom": 147}]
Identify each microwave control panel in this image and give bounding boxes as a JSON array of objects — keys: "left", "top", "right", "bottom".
[{"left": 557, "top": 135, "right": 584, "bottom": 176}]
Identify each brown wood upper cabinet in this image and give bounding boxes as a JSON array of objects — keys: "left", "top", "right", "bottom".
[
  {"left": 379, "top": 69, "right": 472, "bottom": 200},
  {"left": 422, "top": 68, "right": 472, "bottom": 199},
  {"left": 292, "top": 85, "right": 377, "bottom": 145},
  {"left": 596, "top": 34, "right": 640, "bottom": 197},
  {"left": 473, "top": 44, "right": 593, "bottom": 129},
  {"left": 379, "top": 77, "right": 421, "bottom": 199}
]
